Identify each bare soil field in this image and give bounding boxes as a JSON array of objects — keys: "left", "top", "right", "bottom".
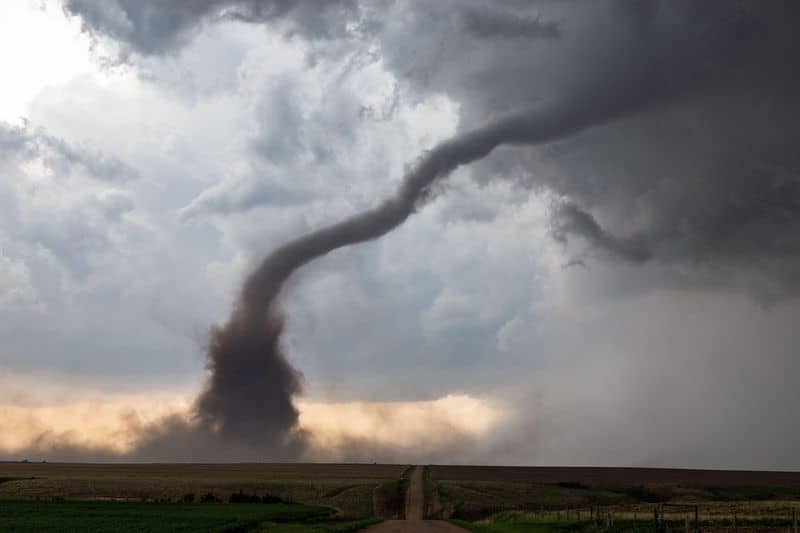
[{"left": 428, "top": 466, "right": 800, "bottom": 487}]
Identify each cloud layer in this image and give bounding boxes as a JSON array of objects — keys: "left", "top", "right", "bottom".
[{"left": 1, "top": 1, "right": 799, "bottom": 467}]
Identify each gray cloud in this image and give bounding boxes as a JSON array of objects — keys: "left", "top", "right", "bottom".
[
  {"left": 459, "top": 6, "right": 560, "bottom": 40},
  {"left": 0, "top": 121, "right": 138, "bottom": 182},
  {"left": 0, "top": 120, "right": 141, "bottom": 284},
  {"left": 483, "top": 291, "right": 800, "bottom": 470},
  {"left": 61, "top": 0, "right": 357, "bottom": 57},
  {"left": 178, "top": 174, "right": 313, "bottom": 220},
  {"left": 9, "top": 0, "right": 800, "bottom": 467},
  {"left": 551, "top": 202, "right": 651, "bottom": 264},
  {"left": 372, "top": 0, "right": 800, "bottom": 298}
]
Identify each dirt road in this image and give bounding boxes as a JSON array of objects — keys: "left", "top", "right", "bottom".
[{"left": 363, "top": 466, "right": 465, "bottom": 532}]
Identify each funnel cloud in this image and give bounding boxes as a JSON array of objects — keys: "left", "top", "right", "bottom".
[{"left": 189, "top": 1, "right": 781, "bottom": 453}]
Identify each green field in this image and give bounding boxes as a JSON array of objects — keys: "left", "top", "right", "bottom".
[
  {"left": 0, "top": 499, "right": 383, "bottom": 532},
  {"left": 5, "top": 464, "right": 800, "bottom": 531},
  {"left": 0, "top": 463, "right": 406, "bottom": 520}
]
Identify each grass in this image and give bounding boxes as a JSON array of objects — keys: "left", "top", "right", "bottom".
[
  {"left": 451, "top": 507, "right": 800, "bottom": 532},
  {"left": 257, "top": 516, "right": 383, "bottom": 532},
  {"left": 438, "top": 480, "right": 625, "bottom": 520},
  {"left": 436, "top": 477, "right": 800, "bottom": 521},
  {"left": 450, "top": 511, "right": 792, "bottom": 533},
  {"left": 0, "top": 463, "right": 409, "bottom": 520},
  {"left": 0, "top": 476, "right": 386, "bottom": 518},
  {"left": 703, "top": 484, "right": 800, "bottom": 501},
  {"left": 435, "top": 476, "right": 800, "bottom": 531},
  {"left": 0, "top": 479, "right": 31, "bottom": 486},
  {"left": 450, "top": 511, "right": 599, "bottom": 532},
  {"left": 0, "top": 499, "right": 342, "bottom": 532},
  {"left": 373, "top": 478, "right": 405, "bottom": 518}
]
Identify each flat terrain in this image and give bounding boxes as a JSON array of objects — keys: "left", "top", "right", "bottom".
[
  {"left": 4, "top": 463, "right": 800, "bottom": 530},
  {"left": 0, "top": 462, "right": 407, "bottom": 520},
  {"left": 0, "top": 500, "right": 338, "bottom": 532},
  {"left": 429, "top": 465, "right": 800, "bottom": 531},
  {"left": 0, "top": 462, "right": 405, "bottom": 480},
  {"left": 428, "top": 466, "right": 800, "bottom": 487}
]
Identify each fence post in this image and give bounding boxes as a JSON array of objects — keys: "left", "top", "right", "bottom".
[
  {"left": 794, "top": 507, "right": 798, "bottom": 533},
  {"left": 654, "top": 505, "right": 659, "bottom": 528}
]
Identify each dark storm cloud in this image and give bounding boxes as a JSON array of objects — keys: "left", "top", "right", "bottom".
[
  {"left": 375, "top": 0, "right": 800, "bottom": 296},
  {"left": 551, "top": 202, "right": 650, "bottom": 264},
  {"left": 0, "top": 121, "right": 138, "bottom": 182},
  {"left": 62, "top": 0, "right": 357, "bottom": 56},
  {"left": 459, "top": 6, "right": 560, "bottom": 40}
]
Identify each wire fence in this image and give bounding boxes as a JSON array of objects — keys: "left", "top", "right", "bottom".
[{"left": 457, "top": 502, "right": 800, "bottom": 531}]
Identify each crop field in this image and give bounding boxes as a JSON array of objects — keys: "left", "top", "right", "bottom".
[
  {"left": 451, "top": 509, "right": 800, "bottom": 532},
  {"left": 0, "top": 499, "right": 341, "bottom": 532},
  {"left": 428, "top": 466, "right": 800, "bottom": 487},
  {"left": 5, "top": 464, "right": 800, "bottom": 531},
  {"left": 0, "top": 462, "right": 407, "bottom": 524},
  {"left": 427, "top": 466, "right": 800, "bottom": 531}
]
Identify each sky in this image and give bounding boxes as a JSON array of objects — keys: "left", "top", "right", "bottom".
[{"left": 1, "top": 0, "right": 799, "bottom": 469}]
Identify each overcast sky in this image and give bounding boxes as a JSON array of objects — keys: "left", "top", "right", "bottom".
[{"left": 1, "top": 0, "right": 799, "bottom": 469}]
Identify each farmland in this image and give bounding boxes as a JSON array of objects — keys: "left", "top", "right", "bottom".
[
  {"left": 427, "top": 466, "right": 800, "bottom": 531},
  {"left": 0, "top": 462, "right": 406, "bottom": 520},
  {"left": 0, "top": 462, "right": 408, "bottom": 530},
  {"left": 0, "top": 499, "right": 346, "bottom": 532},
  {"left": 4, "top": 463, "right": 800, "bottom": 531}
]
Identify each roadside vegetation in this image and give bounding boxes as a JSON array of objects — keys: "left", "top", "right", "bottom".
[
  {"left": 451, "top": 508, "right": 800, "bottom": 532},
  {"left": 429, "top": 468, "right": 800, "bottom": 531},
  {"left": 440, "top": 485, "right": 800, "bottom": 531}
]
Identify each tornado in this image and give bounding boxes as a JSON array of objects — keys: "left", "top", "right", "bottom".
[
  {"left": 190, "top": 0, "right": 771, "bottom": 454},
  {"left": 192, "top": 96, "right": 644, "bottom": 450}
]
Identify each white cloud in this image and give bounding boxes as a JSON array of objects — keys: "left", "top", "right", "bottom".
[{"left": 0, "top": 1, "right": 95, "bottom": 122}]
